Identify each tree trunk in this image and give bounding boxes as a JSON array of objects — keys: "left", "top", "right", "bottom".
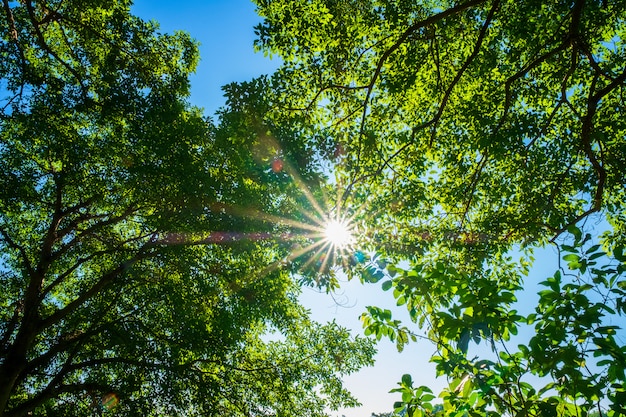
[{"left": 0, "top": 308, "right": 40, "bottom": 417}]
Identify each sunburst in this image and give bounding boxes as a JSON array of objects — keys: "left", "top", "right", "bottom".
[
  {"left": 323, "top": 217, "right": 354, "bottom": 249},
  {"left": 157, "top": 151, "right": 363, "bottom": 286}
]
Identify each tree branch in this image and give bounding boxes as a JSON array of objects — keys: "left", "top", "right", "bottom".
[
  {"left": 40, "top": 247, "right": 131, "bottom": 300},
  {"left": 547, "top": 64, "right": 626, "bottom": 241},
  {"left": 38, "top": 246, "right": 156, "bottom": 329},
  {"left": 0, "top": 299, "right": 21, "bottom": 356},
  {"left": 37, "top": 173, "right": 65, "bottom": 279},
  {"left": 1, "top": 0, "right": 27, "bottom": 110},
  {"left": 356, "top": 0, "right": 489, "bottom": 163},
  {"left": 342, "top": 0, "right": 493, "bottom": 202},
  {"left": 497, "top": 42, "right": 570, "bottom": 135},
  {"left": 24, "top": 0, "right": 88, "bottom": 98},
  {"left": 50, "top": 205, "right": 139, "bottom": 263},
  {"left": 427, "top": 0, "right": 500, "bottom": 147},
  {"left": 460, "top": 153, "right": 489, "bottom": 230},
  {"left": 5, "top": 382, "right": 110, "bottom": 417},
  {"left": 0, "top": 226, "right": 35, "bottom": 280}
]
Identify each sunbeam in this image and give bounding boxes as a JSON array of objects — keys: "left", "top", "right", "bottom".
[{"left": 156, "top": 143, "right": 366, "bottom": 291}]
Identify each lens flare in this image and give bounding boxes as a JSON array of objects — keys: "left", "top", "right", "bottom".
[
  {"left": 101, "top": 392, "right": 118, "bottom": 410},
  {"left": 150, "top": 150, "right": 363, "bottom": 285}
]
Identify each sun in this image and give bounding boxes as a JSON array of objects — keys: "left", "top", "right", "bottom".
[
  {"left": 324, "top": 218, "right": 354, "bottom": 249},
  {"left": 174, "top": 153, "right": 362, "bottom": 282}
]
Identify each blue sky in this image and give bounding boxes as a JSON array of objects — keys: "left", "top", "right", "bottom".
[
  {"left": 132, "top": 0, "right": 280, "bottom": 116},
  {"left": 129, "top": 2, "right": 567, "bottom": 416}
]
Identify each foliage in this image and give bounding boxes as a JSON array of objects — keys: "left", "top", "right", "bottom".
[
  {"left": 253, "top": 0, "right": 626, "bottom": 415},
  {"left": 254, "top": 0, "right": 626, "bottom": 247},
  {"left": 360, "top": 230, "right": 626, "bottom": 417},
  {"left": 0, "top": 1, "right": 374, "bottom": 416}
]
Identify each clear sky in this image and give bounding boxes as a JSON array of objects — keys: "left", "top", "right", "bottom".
[
  {"left": 130, "top": 2, "right": 561, "bottom": 416},
  {"left": 132, "top": 0, "right": 280, "bottom": 116}
]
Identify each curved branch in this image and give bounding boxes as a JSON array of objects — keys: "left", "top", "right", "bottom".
[
  {"left": 1, "top": 0, "right": 27, "bottom": 113},
  {"left": 0, "top": 300, "right": 21, "bottom": 355},
  {"left": 5, "top": 382, "right": 110, "bottom": 417},
  {"left": 460, "top": 153, "right": 489, "bottom": 230},
  {"left": 24, "top": 0, "right": 88, "bottom": 98},
  {"left": 548, "top": 66, "right": 626, "bottom": 241},
  {"left": 356, "top": 0, "right": 489, "bottom": 160},
  {"left": 37, "top": 173, "right": 65, "bottom": 278},
  {"left": 497, "top": 42, "right": 570, "bottom": 135},
  {"left": 343, "top": 0, "right": 493, "bottom": 204},
  {"left": 40, "top": 246, "right": 134, "bottom": 300},
  {"left": 22, "top": 298, "right": 143, "bottom": 382},
  {"left": 50, "top": 205, "right": 139, "bottom": 263},
  {"left": 0, "top": 226, "right": 35, "bottom": 279},
  {"left": 427, "top": 0, "right": 500, "bottom": 147}
]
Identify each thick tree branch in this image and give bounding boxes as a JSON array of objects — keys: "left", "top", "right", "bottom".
[
  {"left": 591, "top": 65, "right": 626, "bottom": 102},
  {"left": 548, "top": 65, "right": 626, "bottom": 241},
  {"left": 38, "top": 246, "right": 156, "bottom": 329},
  {"left": 579, "top": 41, "right": 613, "bottom": 80},
  {"left": 2, "top": 0, "right": 18, "bottom": 41},
  {"left": 21, "top": 326, "right": 105, "bottom": 379}
]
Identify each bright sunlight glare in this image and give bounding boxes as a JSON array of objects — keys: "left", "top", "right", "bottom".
[{"left": 324, "top": 219, "right": 354, "bottom": 249}]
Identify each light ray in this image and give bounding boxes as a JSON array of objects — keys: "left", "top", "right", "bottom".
[
  {"left": 298, "top": 239, "right": 332, "bottom": 273},
  {"left": 281, "top": 158, "right": 329, "bottom": 221},
  {"left": 208, "top": 202, "right": 325, "bottom": 234},
  {"left": 255, "top": 237, "right": 330, "bottom": 278},
  {"left": 317, "top": 245, "right": 335, "bottom": 279},
  {"left": 155, "top": 151, "right": 368, "bottom": 291}
]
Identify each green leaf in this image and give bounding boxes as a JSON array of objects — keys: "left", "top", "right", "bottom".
[
  {"left": 563, "top": 254, "right": 580, "bottom": 262},
  {"left": 568, "top": 225, "right": 582, "bottom": 243},
  {"left": 458, "top": 329, "right": 470, "bottom": 354},
  {"left": 586, "top": 244, "right": 601, "bottom": 254}
]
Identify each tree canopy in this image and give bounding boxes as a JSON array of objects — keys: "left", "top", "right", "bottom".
[
  {"left": 0, "top": 1, "right": 374, "bottom": 416},
  {"left": 253, "top": 0, "right": 626, "bottom": 415},
  {"left": 2, "top": 0, "right": 626, "bottom": 416},
  {"left": 254, "top": 0, "right": 626, "bottom": 246}
]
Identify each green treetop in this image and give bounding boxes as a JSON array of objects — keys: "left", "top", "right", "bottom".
[
  {"left": 253, "top": 0, "right": 626, "bottom": 416},
  {"left": 0, "top": 1, "right": 374, "bottom": 415}
]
